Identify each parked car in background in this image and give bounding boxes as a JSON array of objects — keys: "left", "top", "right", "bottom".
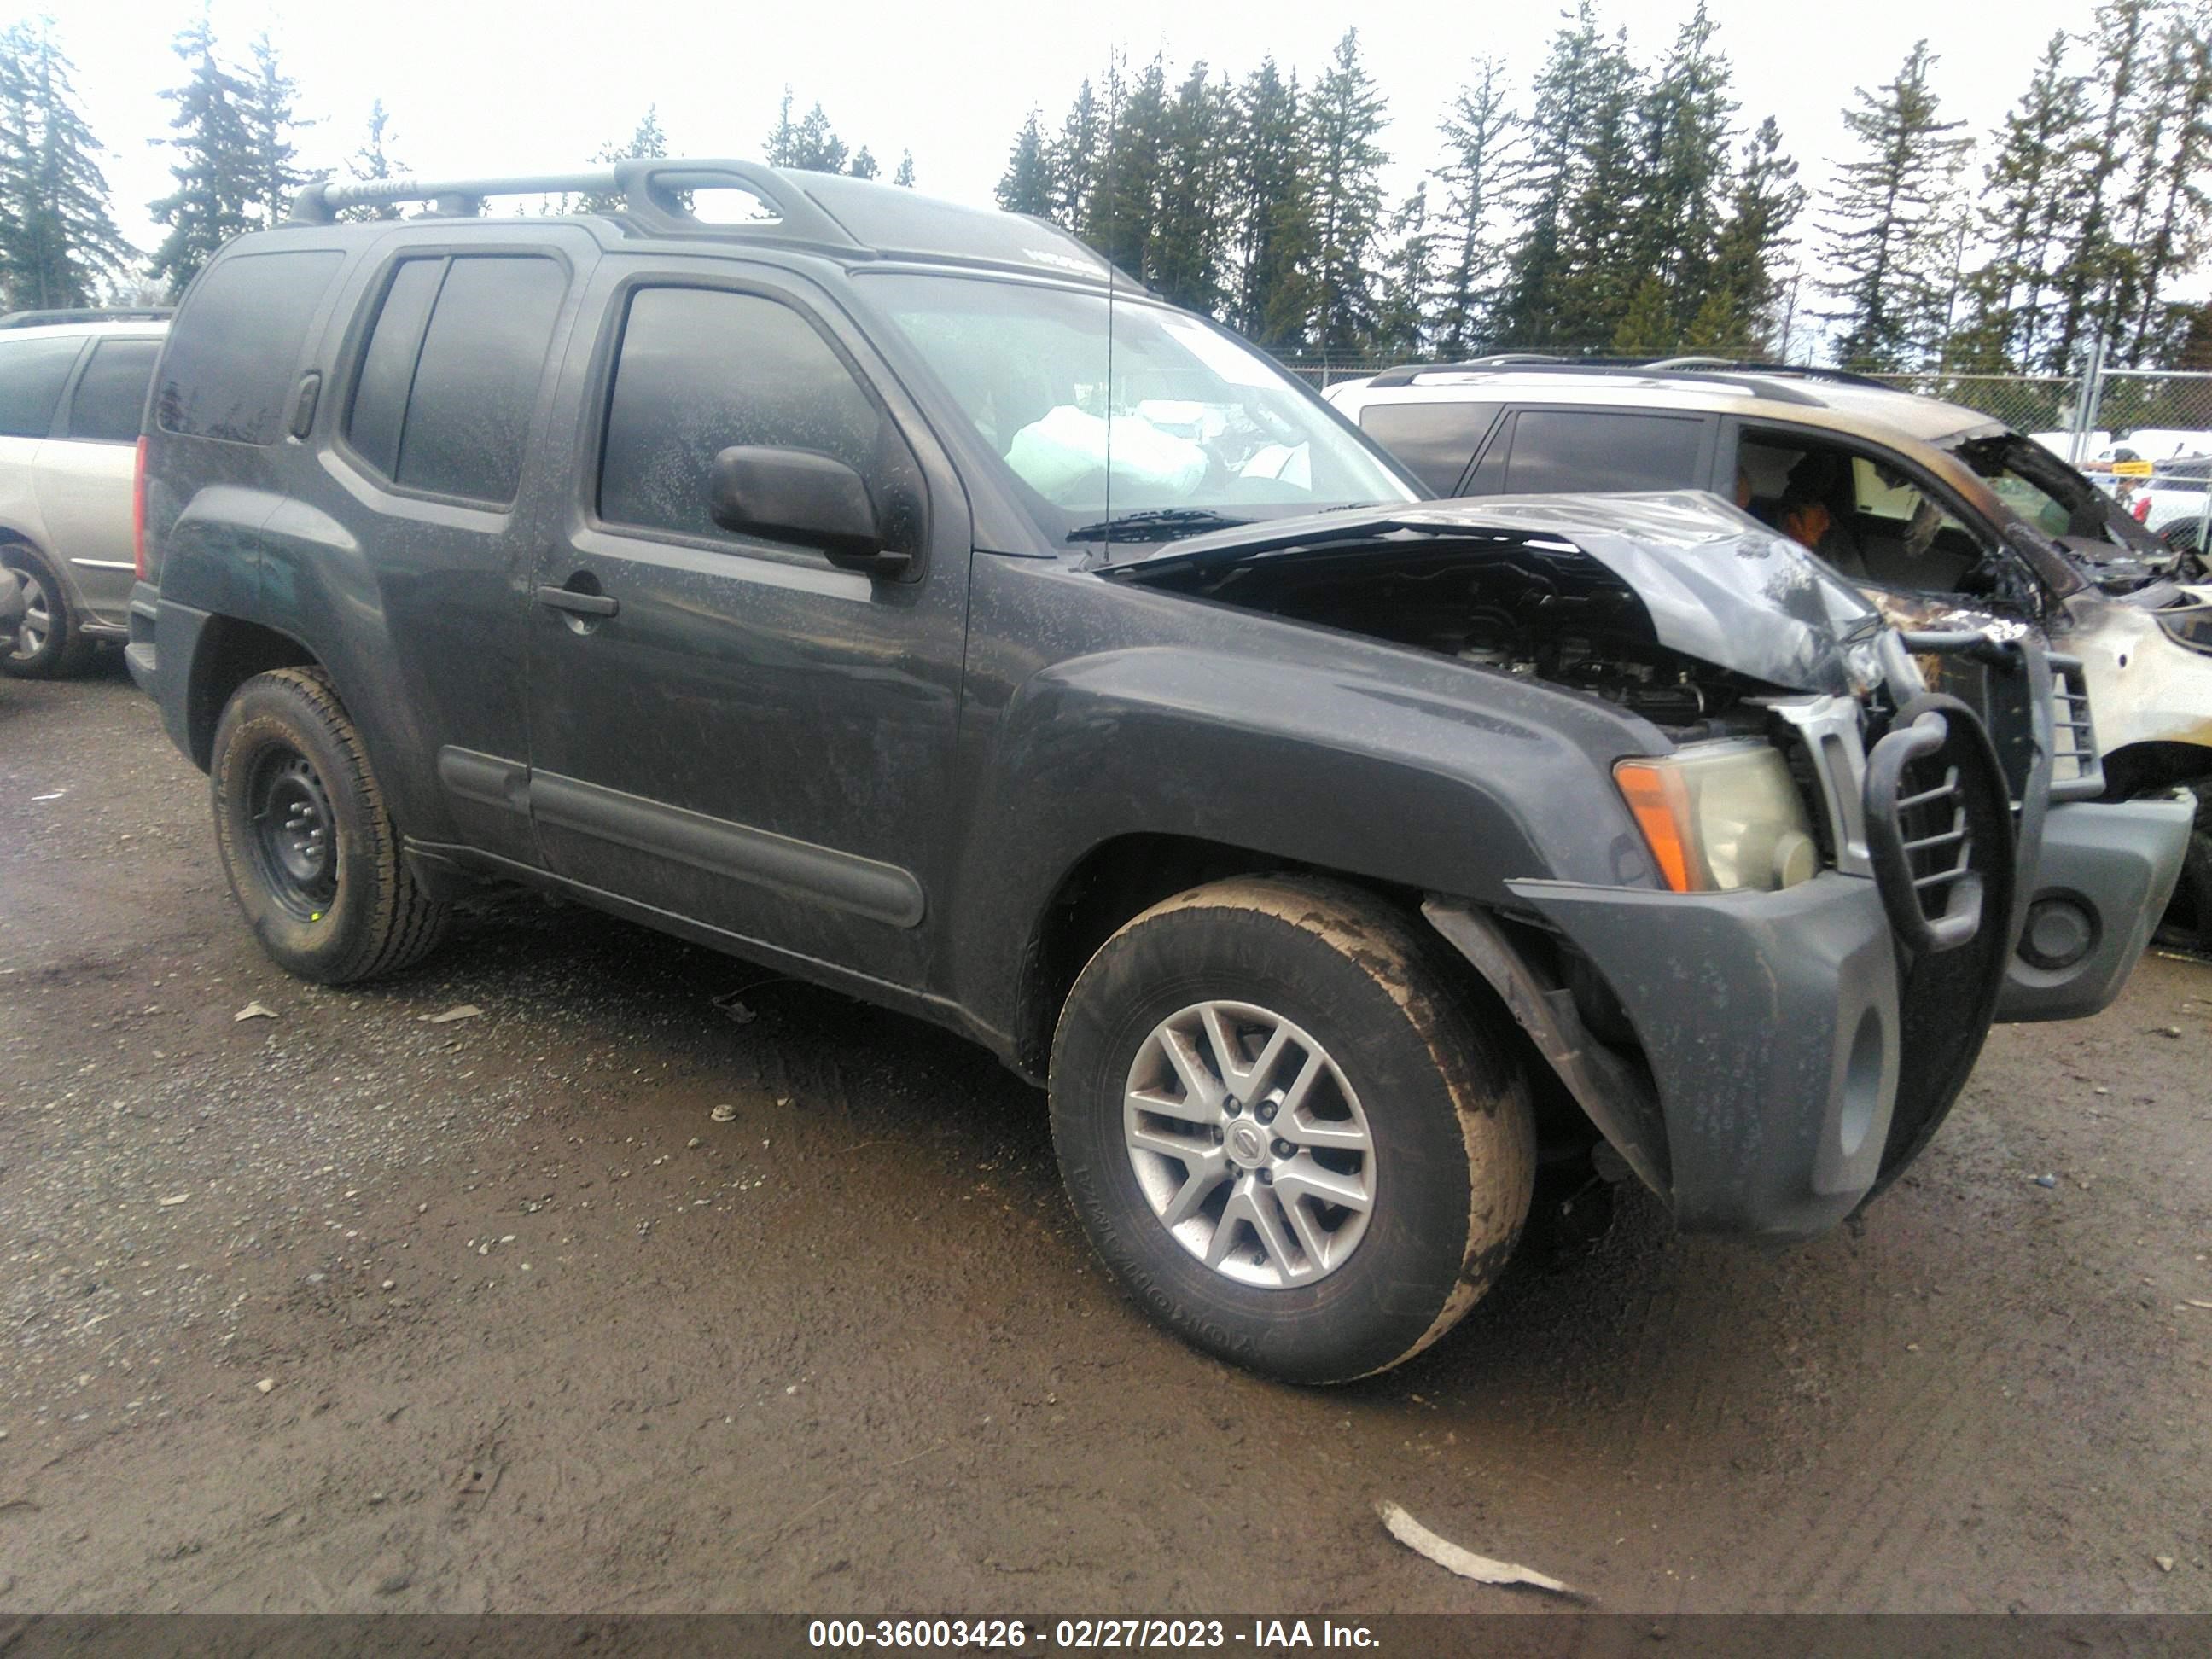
[
  {"left": 1327, "top": 358, "right": 2212, "bottom": 953},
  {"left": 0, "top": 313, "right": 168, "bottom": 678},
  {"left": 125, "top": 161, "right": 2161, "bottom": 1382}
]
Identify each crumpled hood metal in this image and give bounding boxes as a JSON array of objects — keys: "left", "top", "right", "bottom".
[{"left": 1109, "top": 490, "right": 1886, "bottom": 696}]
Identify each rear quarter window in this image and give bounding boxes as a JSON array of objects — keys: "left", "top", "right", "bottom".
[
  {"left": 157, "top": 250, "right": 344, "bottom": 444},
  {"left": 63, "top": 338, "right": 162, "bottom": 444},
  {"left": 0, "top": 334, "right": 85, "bottom": 439}
]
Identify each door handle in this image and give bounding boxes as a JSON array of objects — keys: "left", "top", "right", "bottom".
[{"left": 536, "top": 584, "right": 619, "bottom": 617}]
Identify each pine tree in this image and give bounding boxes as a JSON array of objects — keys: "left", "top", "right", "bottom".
[
  {"left": 1224, "top": 61, "right": 1314, "bottom": 348},
  {"left": 1947, "top": 34, "right": 2088, "bottom": 370},
  {"left": 1305, "top": 28, "right": 1390, "bottom": 354},
  {"left": 2049, "top": 0, "right": 2159, "bottom": 370},
  {"left": 1430, "top": 56, "right": 1516, "bottom": 358},
  {"left": 1621, "top": 3, "right": 1737, "bottom": 342},
  {"left": 240, "top": 32, "right": 314, "bottom": 228},
  {"left": 1150, "top": 64, "right": 1234, "bottom": 313},
  {"left": 764, "top": 88, "right": 798, "bottom": 167},
  {"left": 1549, "top": 31, "right": 1644, "bottom": 349},
  {"left": 996, "top": 109, "right": 1054, "bottom": 215},
  {"left": 848, "top": 146, "right": 881, "bottom": 181},
  {"left": 1375, "top": 182, "right": 1436, "bottom": 356},
  {"left": 1496, "top": 3, "right": 1607, "bottom": 347},
  {"left": 1089, "top": 54, "right": 1170, "bottom": 279},
  {"left": 786, "top": 102, "right": 848, "bottom": 173},
  {"left": 1814, "top": 41, "right": 1970, "bottom": 370},
  {"left": 1048, "top": 79, "right": 1103, "bottom": 230},
  {"left": 2123, "top": 4, "right": 2212, "bottom": 357},
  {"left": 893, "top": 151, "right": 916, "bottom": 188},
  {"left": 1610, "top": 273, "right": 1674, "bottom": 354},
  {"left": 148, "top": 17, "right": 257, "bottom": 299},
  {"left": 0, "top": 18, "right": 135, "bottom": 311},
  {"left": 340, "top": 98, "right": 406, "bottom": 223},
  {"left": 1705, "top": 117, "right": 1804, "bottom": 355}
]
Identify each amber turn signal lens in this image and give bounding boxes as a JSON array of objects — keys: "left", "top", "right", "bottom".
[{"left": 1613, "top": 759, "right": 1696, "bottom": 894}]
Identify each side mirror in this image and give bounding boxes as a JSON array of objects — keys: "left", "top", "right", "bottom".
[{"left": 707, "top": 445, "right": 909, "bottom": 575}]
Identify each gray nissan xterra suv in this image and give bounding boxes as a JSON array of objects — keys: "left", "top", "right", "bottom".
[{"left": 125, "top": 162, "right": 2176, "bottom": 1383}]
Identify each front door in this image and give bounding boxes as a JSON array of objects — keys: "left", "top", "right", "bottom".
[{"left": 525, "top": 259, "right": 970, "bottom": 990}]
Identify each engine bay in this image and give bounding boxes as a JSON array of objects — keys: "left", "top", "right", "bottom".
[{"left": 1119, "top": 531, "right": 1780, "bottom": 737}]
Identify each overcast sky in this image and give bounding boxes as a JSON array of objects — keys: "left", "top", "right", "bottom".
[{"left": 26, "top": 0, "right": 2171, "bottom": 302}]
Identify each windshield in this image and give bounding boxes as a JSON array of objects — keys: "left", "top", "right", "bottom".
[
  {"left": 860, "top": 273, "right": 1416, "bottom": 544},
  {"left": 1946, "top": 431, "right": 2161, "bottom": 558}
]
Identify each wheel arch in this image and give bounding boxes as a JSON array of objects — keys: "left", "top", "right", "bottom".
[{"left": 184, "top": 614, "right": 320, "bottom": 771}]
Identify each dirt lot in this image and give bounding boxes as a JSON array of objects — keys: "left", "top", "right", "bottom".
[{"left": 2, "top": 660, "right": 2209, "bottom": 1615}]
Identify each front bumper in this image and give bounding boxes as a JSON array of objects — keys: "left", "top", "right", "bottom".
[
  {"left": 1501, "top": 872, "right": 1902, "bottom": 1242},
  {"left": 1997, "top": 795, "right": 2192, "bottom": 1022}
]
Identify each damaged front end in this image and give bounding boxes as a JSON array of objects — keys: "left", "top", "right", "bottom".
[{"left": 1103, "top": 493, "right": 2103, "bottom": 1239}]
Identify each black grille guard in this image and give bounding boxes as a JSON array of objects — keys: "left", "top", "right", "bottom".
[{"left": 1863, "top": 631, "right": 2054, "bottom": 960}]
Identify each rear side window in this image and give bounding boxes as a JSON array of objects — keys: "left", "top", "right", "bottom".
[
  {"left": 1357, "top": 399, "right": 1498, "bottom": 495},
  {"left": 64, "top": 338, "right": 162, "bottom": 443},
  {"left": 0, "top": 334, "right": 85, "bottom": 439},
  {"left": 1501, "top": 410, "right": 1706, "bottom": 494},
  {"left": 157, "top": 250, "right": 343, "bottom": 444},
  {"left": 598, "top": 286, "right": 891, "bottom": 543},
  {"left": 346, "top": 254, "right": 568, "bottom": 504}
]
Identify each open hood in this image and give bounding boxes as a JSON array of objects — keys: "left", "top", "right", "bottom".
[{"left": 1105, "top": 491, "right": 1887, "bottom": 697}]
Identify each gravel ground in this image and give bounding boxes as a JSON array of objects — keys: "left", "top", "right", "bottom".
[{"left": 1, "top": 659, "right": 2209, "bottom": 1615}]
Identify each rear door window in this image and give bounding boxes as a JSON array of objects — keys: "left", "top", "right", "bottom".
[
  {"left": 1356, "top": 399, "right": 1499, "bottom": 495},
  {"left": 0, "top": 334, "right": 86, "bottom": 439},
  {"left": 156, "top": 250, "right": 344, "bottom": 444},
  {"left": 345, "top": 254, "right": 569, "bottom": 504},
  {"left": 1499, "top": 409, "right": 1708, "bottom": 494},
  {"left": 597, "top": 285, "right": 897, "bottom": 544},
  {"left": 62, "top": 337, "right": 162, "bottom": 443}
]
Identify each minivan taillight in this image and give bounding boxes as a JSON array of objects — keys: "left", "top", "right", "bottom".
[
  {"left": 2131, "top": 495, "right": 2151, "bottom": 522},
  {"left": 132, "top": 436, "right": 148, "bottom": 580}
]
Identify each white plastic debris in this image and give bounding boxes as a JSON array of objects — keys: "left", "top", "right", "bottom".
[
  {"left": 710, "top": 1103, "right": 738, "bottom": 1123},
  {"left": 420, "top": 1004, "right": 482, "bottom": 1024},
  {"left": 233, "top": 1002, "right": 277, "bottom": 1022},
  {"left": 1376, "top": 1500, "right": 1582, "bottom": 1600},
  {"left": 157, "top": 1194, "right": 189, "bottom": 1208}
]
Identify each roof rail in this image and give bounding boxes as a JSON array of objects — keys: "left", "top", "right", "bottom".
[
  {"left": 1359, "top": 355, "right": 1826, "bottom": 406},
  {"left": 287, "top": 158, "right": 864, "bottom": 249},
  {"left": 1365, "top": 353, "right": 1563, "bottom": 387},
  {"left": 0, "top": 306, "right": 173, "bottom": 329}
]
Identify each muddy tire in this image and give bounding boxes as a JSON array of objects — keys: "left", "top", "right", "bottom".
[
  {"left": 1049, "top": 876, "right": 1534, "bottom": 1385},
  {"left": 210, "top": 667, "right": 450, "bottom": 983},
  {"left": 3, "top": 543, "right": 97, "bottom": 679}
]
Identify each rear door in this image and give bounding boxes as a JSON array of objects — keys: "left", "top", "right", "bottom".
[
  {"left": 34, "top": 334, "right": 161, "bottom": 626},
  {"left": 312, "top": 237, "right": 594, "bottom": 867},
  {"left": 525, "top": 257, "right": 971, "bottom": 989}
]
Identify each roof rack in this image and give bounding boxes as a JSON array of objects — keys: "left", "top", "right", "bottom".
[
  {"left": 1363, "top": 356, "right": 1826, "bottom": 406},
  {"left": 0, "top": 306, "right": 173, "bottom": 329},
  {"left": 287, "top": 158, "right": 864, "bottom": 250}
]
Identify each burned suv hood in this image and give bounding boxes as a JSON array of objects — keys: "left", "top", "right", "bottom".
[{"left": 1108, "top": 491, "right": 1885, "bottom": 696}]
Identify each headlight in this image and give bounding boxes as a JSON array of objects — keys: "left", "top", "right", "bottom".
[{"left": 1615, "top": 740, "right": 1821, "bottom": 893}]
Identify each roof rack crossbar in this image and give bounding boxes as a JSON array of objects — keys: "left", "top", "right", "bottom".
[{"left": 287, "top": 158, "right": 863, "bottom": 249}]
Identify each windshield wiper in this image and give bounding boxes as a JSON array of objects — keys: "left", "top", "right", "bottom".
[{"left": 1065, "top": 509, "right": 1252, "bottom": 544}]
